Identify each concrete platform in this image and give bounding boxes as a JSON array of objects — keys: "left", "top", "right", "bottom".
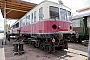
[
  {"left": 0, "top": 48, "right": 5, "bottom": 60},
  {"left": 0, "top": 39, "right": 5, "bottom": 60}
]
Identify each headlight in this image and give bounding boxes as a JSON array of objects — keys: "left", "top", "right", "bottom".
[{"left": 52, "top": 38, "right": 55, "bottom": 42}]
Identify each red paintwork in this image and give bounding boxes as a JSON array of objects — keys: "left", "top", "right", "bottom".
[{"left": 12, "top": 20, "right": 72, "bottom": 34}]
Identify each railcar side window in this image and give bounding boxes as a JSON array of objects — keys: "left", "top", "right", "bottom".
[
  {"left": 13, "top": 22, "right": 19, "bottom": 28},
  {"left": 16, "top": 22, "right": 19, "bottom": 27},
  {"left": 31, "top": 13, "right": 33, "bottom": 23},
  {"left": 39, "top": 7, "right": 43, "bottom": 21},
  {"left": 34, "top": 11, "right": 36, "bottom": 22},
  {"left": 22, "top": 18, "right": 26, "bottom": 26},
  {"left": 13, "top": 25, "right": 15, "bottom": 28},
  {"left": 49, "top": 6, "right": 59, "bottom": 19},
  {"left": 26, "top": 15, "right": 30, "bottom": 25},
  {"left": 60, "top": 9, "right": 67, "bottom": 21},
  {"left": 67, "top": 11, "right": 71, "bottom": 21}
]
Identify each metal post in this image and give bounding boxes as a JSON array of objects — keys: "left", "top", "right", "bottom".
[
  {"left": 3, "top": 0, "right": 7, "bottom": 45},
  {"left": 88, "top": 27, "right": 90, "bottom": 60}
]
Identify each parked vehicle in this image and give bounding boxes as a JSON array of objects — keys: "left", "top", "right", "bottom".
[{"left": 72, "top": 12, "right": 90, "bottom": 43}]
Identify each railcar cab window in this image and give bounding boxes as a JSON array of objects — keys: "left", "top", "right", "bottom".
[
  {"left": 26, "top": 15, "right": 30, "bottom": 25},
  {"left": 49, "top": 6, "right": 59, "bottom": 19},
  {"left": 39, "top": 7, "right": 43, "bottom": 21},
  {"left": 67, "top": 11, "right": 71, "bottom": 21},
  {"left": 34, "top": 11, "right": 36, "bottom": 22},
  {"left": 60, "top": 8, "right": 67, "bottom": 21}
]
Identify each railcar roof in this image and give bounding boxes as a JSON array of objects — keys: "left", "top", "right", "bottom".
[
  {"left": 0, "top": 0, "right": 37, "bottom": 19},
  {"left": 72, "top": 11, "right": 90, "bottom": 20},
  {"left": 19, "top": 0, "right": 71, "bottom": 21}
]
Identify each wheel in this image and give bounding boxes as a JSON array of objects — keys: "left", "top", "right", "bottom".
[{"left": 34, "top": 41, "right": 39, "bottom": 48}]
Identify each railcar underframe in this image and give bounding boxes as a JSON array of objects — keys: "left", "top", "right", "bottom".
[{"left": 14, "top": 31, "right": 75, "bottom": 52}]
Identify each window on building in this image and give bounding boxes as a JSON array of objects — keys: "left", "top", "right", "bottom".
[
  {"left": 60, "top": 8, "right": 67, "bottom": 21},
  {"left": 67, "top": 11, "right": 71, "bottom": 21},
  {"left": 39, "top": 7, "right": 43, "bottom": 21},
  {"left": 49, "top": 6, "right": 59, "bottom": 19},
  {"left": 31, "top": 13, "right": 33, "bottom": 23},
  {"left": 26, "top": 15, "right": 30, "bottom": 25},
  {"left": 34, "top": 11, "right": 36, "bottom": 22}
]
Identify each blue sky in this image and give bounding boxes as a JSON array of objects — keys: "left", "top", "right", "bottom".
[{"left": 0, "top": 0, "right": 90, "bottom": 30}]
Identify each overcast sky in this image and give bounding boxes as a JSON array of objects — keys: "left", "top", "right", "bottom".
[{"left": 0, "top": 0, "right": 90, "bottom": 30}]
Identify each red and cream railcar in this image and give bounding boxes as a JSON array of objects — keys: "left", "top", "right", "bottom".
[{"left": 11, "top": 1, "right": 75, "bottom": 52}]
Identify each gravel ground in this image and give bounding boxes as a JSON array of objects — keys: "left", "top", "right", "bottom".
[{"left": 3, "top": 39, "right": 88, "bottom": 60}]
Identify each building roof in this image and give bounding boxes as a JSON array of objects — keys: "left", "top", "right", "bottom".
[
  {"left": 0, "top": 0, "right": 37, "bottom": 19},
  {"left": 76, "top": 6, "right": 90, "bottom": 13},
  {"left": 72, "top": 11, "right": 90, "bottom": 19}
]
